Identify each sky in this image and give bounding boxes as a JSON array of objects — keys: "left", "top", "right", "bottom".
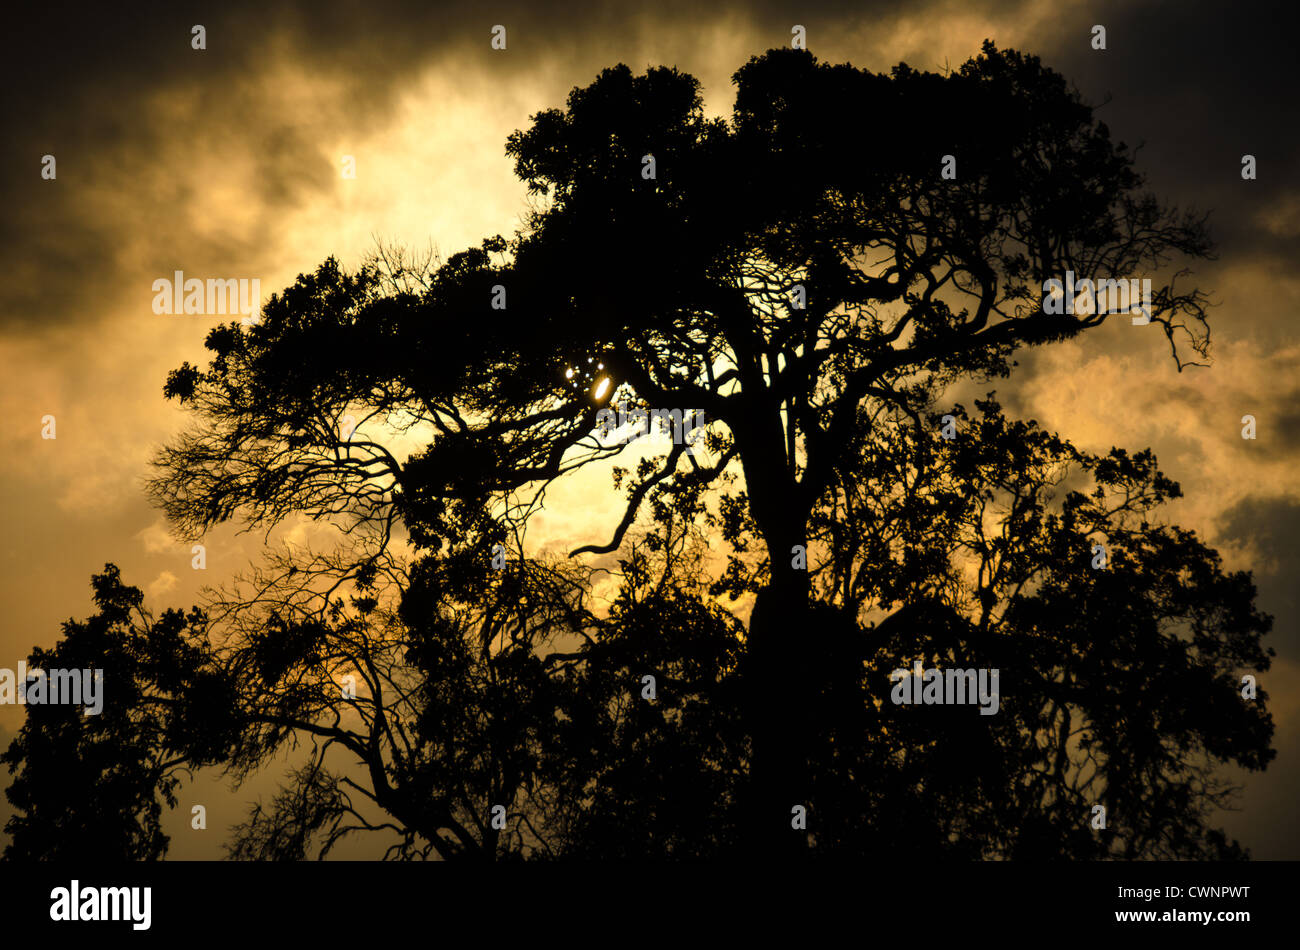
[{"left": 1, "top": 0, "right": 1296, "bottom": 857}]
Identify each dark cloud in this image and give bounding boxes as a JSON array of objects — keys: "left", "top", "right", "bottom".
[
  {"left": 10, "top": 0, "right": 1296, "bottom": 333},
  {"left": 1218, "top": 495, "right": 1300, "bottom": 655},
  {"left": 1022, "top": 1, "right": 1299, "bottom": 252},
  {"left": 1244, "top": 399, "right": 1300, "bottom": 460}
]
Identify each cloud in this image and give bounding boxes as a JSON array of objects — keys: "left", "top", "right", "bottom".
[
  {"left": 135, "top": 519, "right": 180, "bottom": 555},
  {"left": 148, "top": 570, "right": 180, "bottom": 600}
]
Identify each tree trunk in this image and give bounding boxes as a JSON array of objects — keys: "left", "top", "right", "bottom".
[{"left": 740, "top": 437, "right": 815, "bottom": 858}]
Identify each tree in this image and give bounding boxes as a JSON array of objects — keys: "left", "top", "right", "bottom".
[
  {"left": 2, "top": 565, "right": 233, "bottom": 860},
  {"left": 412, "top": 41, "right": 1216, "bottom": 850},
  {"left": 4, "top": 43, "right": 1272, "bottom": 860}
]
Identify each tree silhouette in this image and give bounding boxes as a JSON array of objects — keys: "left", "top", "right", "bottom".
[
  {"left": 3, "top": 43, "right": 1273, "bottom": 860},
  {"left": 1, "top": 566, "right": 233, "bottom": 860}
]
